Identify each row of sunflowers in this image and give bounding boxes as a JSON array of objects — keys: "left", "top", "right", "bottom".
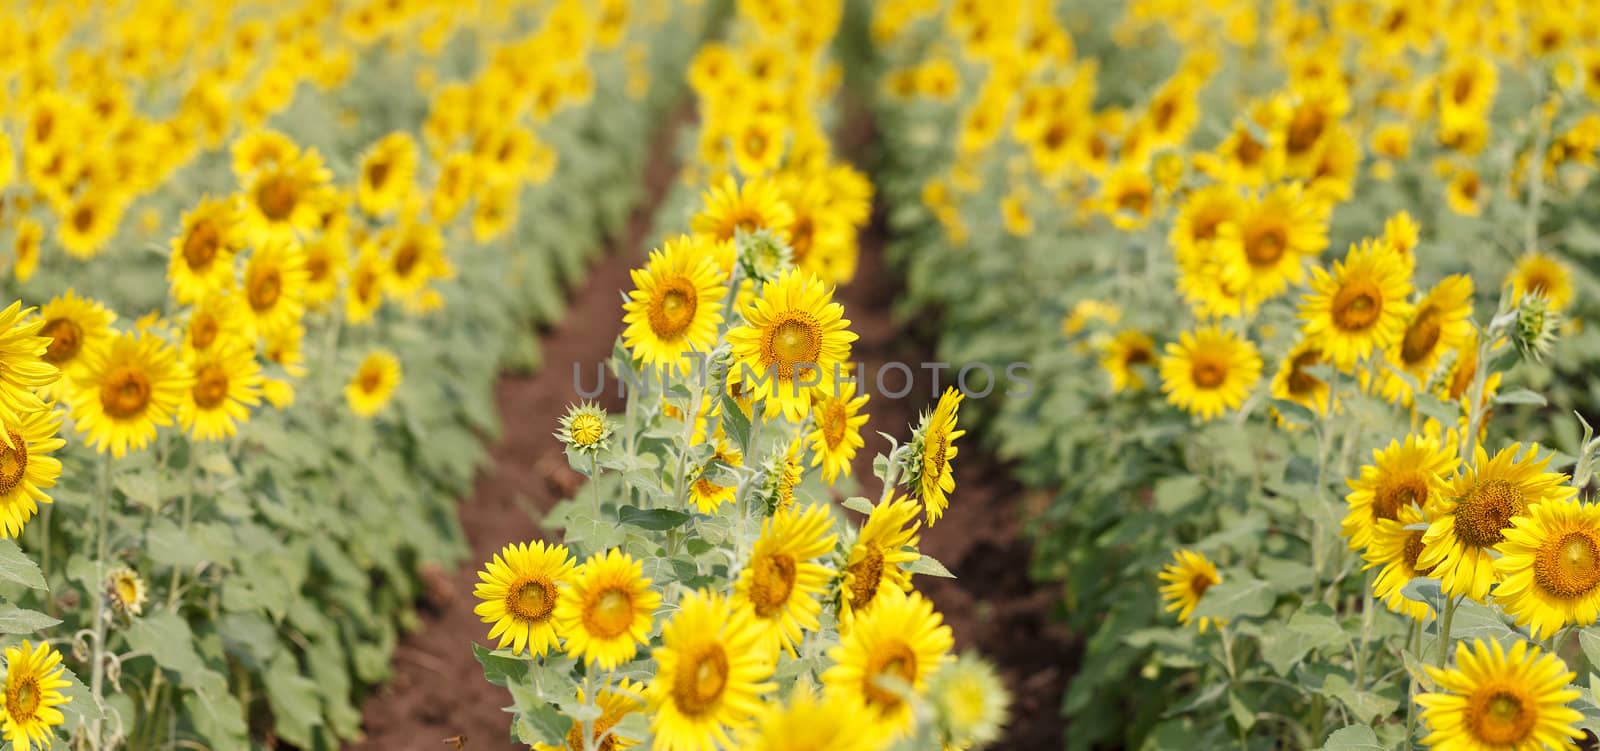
[
  {"left": 0, "top": 0, "right": 711, "bottom": 748},
  {"left": 863, "top": 0, "right": 1600, "bottom": 748},
  {"left": 463, "top": 0, "right": 1015, "bottom": 749}
]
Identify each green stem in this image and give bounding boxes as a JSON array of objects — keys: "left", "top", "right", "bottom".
[
  {"left": 1355, "top": 569, "right": 1375, "bottom": 691},
  {"left": 90, "top": 453, "right": 113, "bottom": 747},
  {"left": 1405, "top": 618, "right": 1422, "bottom": 749},
  {"left": 40, "top": 504, "right": 53, "bottom": 616},
  {"left": 167, "top": 465, "right": 197, "bottom": 609},
  {"left": 590, "top": 454, "right": 603, "bottom": 517},
  {"left": 1436, "top": 595, "right": 1458, "bottom": 666}
]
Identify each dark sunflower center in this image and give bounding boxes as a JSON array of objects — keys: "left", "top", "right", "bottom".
[
  {"left": 1375, "top": 474, "right": 1429, "bottom": 522},
  {"left": 392, "top": 242, "right": 420, "bottom": 278},
  {"left": 821, "top": 400, "right": 848, "bottom": 449},
  {"left": 0, "top": 430, "right": 28, "bottom": 493},
  {"left": 1190, "top": 356, "right": 1227, "bottom": 389},
  {"left": 847, "top": 547, "right": 886, "bottom": 611},
  {"left": 190, "top": 314, "right": 219, "bottom": 351},
  {"left": 1401, "top": 305, "right": 1443, "bottom": 364},
  {"left": 763, "top": 316, "right": 822, "bottom": 378},
  {"left": 864, "top": 643, "right": 919, "bottom": 710},
  {"left": 184, "top": 221, "right": 222, "bottom": 270},
  {"left": 101, "top": 366, "right": 153, "bottom": 419},
  {"left": 7, "top": 676, "right": 39, "bottom": 719},
  {"left": 72, "top": 205, "right": 95, "bottom": 233},
  {"left": 583, "top": 588, "right": 634, "bottom": 639},
  {"left": 1286, "top": 349, "right": 1323, "bottom": 397},
  {"left": 1287, "top": 107, "right": 1325, "bottom": 154},
  {"left": 257, "top": 175, "right": 298, "bottom": 220},
  {"left": 248, "top": 267, "right": 282, "bottom": 311},
  {"left": 192, "top": 364, "right": 230, "bottom": 409},
  {"left": 748, "top": 553, "right": 796, "bottom": 616},
  {"left": 365, "top": 158, "right": 391, "bottom": 191},
  {"left": 506, "top": 577, "right": 556, "bottom": 622},
  {"left": 40, "top": 317, "right": 83, "bottom": 364},
  {"left": 672, "top": 646, "right": 729, "bottom": 716},
  {"left": 648, "top": 279, "right": 698, "bottom": 339},
  {"left": 1245, "top": 224, "right": 1289, "bottom": 266},
  {"left": 1469, "top": 689, "right": 1534, "bottom": 745},
  {"left": 1331, "top": 279, "right": 1383, "bottom": 332},
  {"left": 1454, "top": 478, "right": 1525, "bottom": 548}
]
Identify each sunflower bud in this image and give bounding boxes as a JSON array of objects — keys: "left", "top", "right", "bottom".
[
  {"left": 106, "top": 566, "right": 148, "bottom": 617},
  {"left": 928, "top": 653, "right": 1010, "bottom": 749},
  {"left": 556, "top": 401, "right": 613, "bottom": 455},
  {"left": 736, "top": 228, "right": 793, "bottom": 284},
  {"left": 1513, "top": 294, "right": 1560, "bottom": 363}
]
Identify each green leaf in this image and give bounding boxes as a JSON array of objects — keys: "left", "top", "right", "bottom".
[
  {"left": 123, "top": 612, "right": 208, "bottom": 680},
  {"left": 1227, "top": 691, "right": 1255, "bottom": 731},
  {"left": 114, "top": 472, "right": 161, "bottom": 509},
  {"left": 617, "top": 505, "right": 691, "bottom": 531},
  {"left": 0, "top": 539, "right": 47, "bottom": 590},
  {"left": 1322, "top": 674, "right": 1399, "bottom": 724},
  {"left": 185, "top": 677, "right": 248, "bottom": 747},
  {"left": 472, "top": 643, "right": 530, "bottom": 687},
  {"left": 841, "top": 496, "right": 875, "bottom": 515},
  {"left": 1287, "top": 608, "right": 1349, "bottom": 652},
  {"left": 264, "top": 655, "right": 323, "bottom": 747},
  {"left": 1494, "top": 388, "right": 1548, "bottom": 406},
  {"left": 720, "top": 393, "right": 751, "bottom": 454},
  {"left": 1190, "top": 577, "right": 1274, "bottom": 621},
  {"left": 0, "top": 604, "right": 60, "bottom": 633},
  {"left": 1154, "top": 475, "right": 1205, "bottom": 512},
  {"left": 1320, "top": 724, "right": 1383, "bottom": 750},
  {"left": 1582, "top": 630, "right": 1600, "bottom": 673},
  {"left": 521, "top": 702, "right": 571, "bottom": 745},
  {"left": 906, "top": 554, "right": 956, "bottom": 578}
]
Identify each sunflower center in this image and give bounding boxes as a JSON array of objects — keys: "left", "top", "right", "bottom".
[
  {"left": 392, "top": 242, "right": 420, "bottom": 278},
  {"left": 1245, "top": 224, "right": 1288, "bottom": 266},
  {"left": 1534, "top": 531, "right": 1600, "bottom": 598},
  {"left": 7, "top": 676, "right": 39, "bottom": 720},
  {"left": 365, "top": 159, "right": 391, "bottom": 191},
  {"left": 1448, "top": 352, "right": 1478, "bottom": 401},
  {"left": 1374, "top": 475, "right": 1429, "bottom": 522},
  {"left": 762, "top": 315, "right": 822, "bottom": 378},
  {"left": 1467, "top": 689, "right": 1535, "bottom": 745},
  {"left": 1400, "top": 305, "right": 1443, "bottom": 365},
  {"left": 1189, "top": 570, "right": 1217, "bottom": 599},
  {"left": 184, "top": 221, "right": 222, "bottom": 270},
  {"left": 1452, "top": 73, "right": 1474, "bottom": 106},
  {"left": 847, "top": 547, "right": 886, "bottom": 611},
  {"left": 1235, "top": 132, "right": 1265, "bottom": 166},
  {"left": 671, "top": 645, "right": 729, "bottom": 716},
  {"left": 0, "top": 431, "right": 28, "bottom": 493},
  {"left": 358, "top": 366, "right": 384, "bottom": 394},
  {"left": 506, "top": 577, "right": 556, "bottom": 622},
  {"left": 248, "top": 267, "right": 282, "bottom": 311},
  {"left": 1454, "top": 479, "right": 1526, "bottom": 548},
  {"left": 584, "top": 588, "right": 635, "bottom": 639},
  {"left": 648, "top": 278, "right": 698, "bottom": 339},
  {"left": 1116, "top": 185, "right": 1149, "bottom": 215},
  {"left": 1041, "top": 123, "right": 1069, "bottom": 151},
  {"left": 925, "top": 431, "right": 950, "bottom": 479},
  {"left": 1190, "top": 356, "right": 1228, "bottom": 389},
  {"left": 863, "top": 642, "right": 919, "bottom": 710},
  {"left": 821, "top": 400, "right": 848, "bottom": 449},
  {"left": 100, "top": 366, "right": 153, "bottom": 419},
  {"left": 1286, "top": 349, "right": 1323, "bottom": 397},
  {"left": 72, "top": 205, "right": 95, "bottom": 233},
  {"left": 1124, "top": 344, "right": 1153, "bottom": 366},
  {"left": 744, "top": 129, "right": 768, "bottom": 158},
  {"left": 1286, "top": 108, "right": 1326, "bottom": 155},
  {"left": 563, "top": 721, "right": 619, "bottom": 751},
  {"left": 747, "top": 553, "right": 797, "bottom": 617},
  {"left": 1402, "top": 530, "right": 1434, "bottom": 575},
  {"left": 39, "top": 317, "right": 84, "bottom": 364},
  {"left": 257, "top": 175, "right": 298, "bottom": 220},
  {"left": 1524, "top": 272, "right": 1553, "bottom": 298},
  {"left": 570, "top": 414, "right": 605, "bottom": 446},
  {"left": 1331, "top": 279, "right": 1383, "bottom": 332},
  {"left": 190, "top": 314, "right": 219, "bottom": 351},
  {"left": 306, "top": 252, "right": 330, "bottom": 282},
  {"left": 790, "top": 217, "right": 814, "bottom": 262},
  {"left": 192, "top": 364, "right": 230, "bottom": 409}
]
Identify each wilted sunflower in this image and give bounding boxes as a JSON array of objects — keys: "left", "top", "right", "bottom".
[
  {"left": 168, "top": 197, "right": 243, "bottom": 305},
  {"left": 1508, "top": 251, "right": 1574, "bottom": 312},
  {"left": 691, "top": 175, "right": 795, "bottom": 244},
  {"left": 345, "top": 349, "right": 402, "bottom": 418},
  {"left": 1341, "top": 433, "right": 1458, "bottom": 552},
  {"left": 71, "top": 330, "right": 189, "bottom": 458},
  {"left": 1100, "top": 329, "right": 1155, "bottom": 393},
  {"left": 840, "top": 495, "right": 921, "bottom": 629},
  {"left": 1418, "top": 639, "right": 1581, "bottom": 751},
  {"left": 807, "top": 380, "right": 868, "bottom": 485},
  {"left": 1298, "top": 240, "right": 1413, "bottom": 370},
  {"left": 1493, "top": 498, "right": 1600, "bottom": 639},
  {"left": 647, "top": 589, "right": 776, "bottom": 751},
  {"left": 356, "top": 131, "right": 419, "bottom": 217},
  {"left": 823, "top": 587, "right": 952, "bottom": 735},
  {"left": 241, "top": 240, "right": 309, "bottom": 340},
  {"left": 1419, "top": 443, "right": 1577, "bottom": 601},
  {"left": 1380, "top": 274, "right": 1474, "bottom": 404},
  {"left": 1364, "top": 504, "right": 1436, "bottom": 621},
  {"left": 1159, "top": 548, "right": 1223, "bottom": 633},
  {"left": 736, "top": 684, "right": 887, "bottom": 751},
  {"left": 179, "top": 342, "right": 262, "bottom": 441},
  {"left": 531, "top": 678, "right": 645, "bottom": 751},
  {"left": 553, "top": 548, "right": 661, "bottom": 670},
  {"left": 0, "top": 640, "right": 71, "bottom": 751},
  {"left": 1159, "top": 325, "right": 1262, "bottom": 421},
  {"left": 106, "top": 566, "right": 148, "bottom": 617},
  {"left": 727, "top": 269, "right": 856, "bottom": 421},
  {"left": 35, "top": 290, "right": 116, "bottom": 402},
  {"left": 473, "top": 540, "right": 576, "bottom": 657},
  {"left": 621, "top": 237, "right": 728, "bottom": 375},
  {"left": 0, "top": 409, "right": 64, "bottom": 539},
  {"left": 909, "top": 387, "right": 964, "bottom": 526},
  {"left": 733, "top": 504, "right": 837, "bottom": 656}
]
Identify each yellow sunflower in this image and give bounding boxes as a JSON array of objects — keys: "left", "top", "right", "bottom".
[
  {"left": 71, "top": 330, "right": 189, "bottom": 458},
  {"left": 1341, "top": 433, "right": 1458, "bottom": 552},
  {"left": 1380, "top": 274, "right": 1474, "bottom": 404},
  {"left": 1269, "top": 338, "right": 1331, "bottom": 417},
  {"left": 0, "top": 640, "right": 71, "bottom": 751},
  {"left": 736, "top": 684, "right": 888, "bottom": 751},
  {"left": 823, "top": 587, "right": 953, "bottom": 735},
  {"left": 553, "top": 548, "right": 661, "bottom": 670},
  {"left": 1382, "top": 210, "right": 1420, "bottom": 273},
  {"left": 1099, "top": 165, "right": 1153, "bottom": 230},
  {"left": 1298, "top": 241, "right": 1414, "bottom": 370},
  {"left": 1494, "top": 498, "right": 1600, "bottom": 639},
  {"left": 345, "top": 246, "right": 389, "bottom": 325},
  {"left": 621, "top": 237, "right": 728, "bottom": 375},
  {"left": 1418, "top": 639, "right": 1581, "bottom": 751},
  {"left": 473, "top": 540, "right": 576, "bottom": 657},
  {"left": 689, "top": 439, "right": 743, "bottom": 513},
  {"left": 1364, "top": 504, "right": 1436, "bottom": 621},
  {"left": 690, "top": 175, "right": 795, "bottom": 244},
  {"left": 106, "top": 566, "right": 148, "bottom": 616},
  {"left": 381, "top": 218, "right": 451, "bottom": 299},
  {"left": 230, "top": 128, "right": 300, "bottom": 181},
  {"left": 1159, "top": 325, "right": 1262, "bottom": 421},
  {"left": 35, "top": 290, "right": 116, "bottom": 401},
  {"left": 0, "top": 409, "right": 65, "bottom": 539},
  {"left": 840, "top": 495, "right": 921, "bottom": 629},
  {"left": 182, "top": 290, "right": 251, "bottom": 358},
  {"left": 733, "top": 504, "right": 837, "bottom": 656},
  {"left": 0, "top": 303, "right": 60, "bottom": 424},
  {"left": 647, "top": 589, "right": 776, "bottom": 751},
  {"left": 167, "top": 197, "right": 243, "bottom": 305},
  {"left": 56, "top": 187, "right": 128, "bottom": 260},
  {"left": 1508, "top": 251, "right": 1574, "bottom": 311},
  {"left": 1159, "top": 548, "right": 1223, "bottom": 633},
  {"left": 1418, "top": 443, "right": 1577, "bottom": 601},
  {"left": 1217, "top": 185, "right": 1327, "bottom": 308},
  {"left": 241, "top": 239, "right": 310, "bottom": 341},
  {"left": 727, "top": 269, "right": 856, "bottom": 421},
  {"left": 346, "top": 349, "right": 402, "bottom": 418},
  {"left": 13, "top": 219, "right": 42, "bottom": 283},
  {"left": 301, "top": 235, "right": 347, "bottom": 310},
  {"left": 356, "top": 131, "right": 419, "bottom": 217},
  {"left": 806, "top": 380, "right": 869, "bottom": 484},
  {"left": 1444, "top": 168, "right": 1484, "bottom": 216},
  {"left": 241, "top": 148, "right": 331, "bottom": 242},
  {"left": 912, "top": 387, "right": 964, "bottom": 526},
  {"left": 1170, "top": 185, "right": 1241, "bottom": 262},
  {"left": 731, "top": 111, "right": 787, "bottom": 177},
  {"left": 179, "top": 342, "right": 262, "bottom": 442},
  {"left": 1100, "top": 329, "right": 1155, "bottom": 393},
  {"left": 532, "top": 678, "right": 645, "bottom": 751}
]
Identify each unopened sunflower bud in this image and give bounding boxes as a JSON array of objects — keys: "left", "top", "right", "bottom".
[
  {"left": 737, "top": 228, "right": 793, "bottom": 284},
  {"left": 1514, "top": 294, "right": 1560, "bottom": 363},
  {"left": 556, "top": 401, "right": 613, "bottom": 455},
  {"left": 928, "top": 653, "right": 1010, "bottom": 749}
]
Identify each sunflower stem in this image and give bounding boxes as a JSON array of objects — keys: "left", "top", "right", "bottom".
[
  {"left": 1436, "top": 595, "right": 1458, "bottom": 667},
  {"left": 589, "top": 454, "right": 603, "bottom": 518},
  {"left": 40, "top": 503, "right": 53, "bottom": 616},
  {"left": 1405, "top": 617, "right": 1422, "bottom": 749},
  {"left": 1355, "top": 569, "right": 1375, "bottom": 691},
  {"left": 1523, "top": 75, "right": 1548, "bottom": 255},
  {"left": 167, "top": 463, "right": 197, "bottom": 609},
  {"left": 90, "top": 452, "right": 114, "bottom": 749}
]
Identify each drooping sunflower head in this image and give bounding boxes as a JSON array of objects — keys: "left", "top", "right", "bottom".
[
  {"left": 106, "top": 566, "right": 148, "bottom": 617},
  {"left": 556, "top": 401, "right": 612, "bottom": 455},
  {"left": 70, "top": 329, "right": 190, "bottom": 459},
  {"left": 472, "top": 540, "right": 576, "bottom": 658},
  {"left": 1508, "top": 251, "right": 1574, "bottom": 312},
  {"left": 1099, "top": 329, "right": 1156, "bottom": 394},
  {"left": 1159, "top": 325, "right": 1262, "bottom": 421},
  {"left": 1341, "top": 433, "right": 1459, "bottom": 552},
  {"left": 345, "top": 349, "right": 402, "bottom": 419},
  {"left": 620, "top": 236, "right": 729, "bottom": 375},
  {"left": 733, "top": 503, "right": 838, "bottom": 656},
  {"left": 553, "top": 548, "right": 662, "bottom": 671},
  {"left": 168, "top": 196, "right": 244, "bottom": 305},
  {"left": 908, "top": 387, "right": 965, "bottom": 526},
  {"left": 691, "top": 175, "right": 796, "bottom": 244},
  {"left": 728, "top": 269, "right": 857, "bottom": 422},
  {"left": 840, "top": 495, "right": 921, "bottom": 630},
  {"left": 179, "top": 341, "right": 263, "bottom": 442},
  {"left": 1418, "top": 639, "right": 1581, "bottom": 750},
  {"left": 0, "top": 640, "right": 71, "bottom": 751},
  {"left": 1159, "top": 548, "right": 1223, "bottom": 633},
  {"left": 0, "top": 408, "right": 65, "bottom": 540},
  {"left": 1298, "top": 240, "right": 1414, "bottom": 370},
  {"left": 1269, "top": 337, "right": 1331, "bottom": 419},
  {"left": 646, "top": 589, "right": 777, "bottom": 750},
  {"left": 822, "top": 587, "right": 953, "bottom": 735},
  {"left": 1494, "top": 498, "right": 1600, "bottom": 639}
]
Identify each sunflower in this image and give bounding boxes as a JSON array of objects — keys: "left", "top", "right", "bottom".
[
  {"left": 647, "top": 589, "right": 776, "bottom": 751},
  {"left": 345, "top": 246, "right": 389, "bottom": 325},
  {"left": 1217, "top": 185, "right": 1327, "bottom": 307},
  {"left": 928, "top": 653, "right": 1010, "bottom": 748},
  {"left": 689, "top": 440, "right": 742, "bottom": 513},
  {"left": 179, "top": 342, "right": 262, "bottom": 442},
  {"left": 241, "top": 148, "right": 331, "bottom": 242},
  {"left": 473, "top": 540, "right": 576, "bottom": 657},
  {"left": 106, "top": 566, "right": 148, "bottom": 617},
  {"left": 381, "top": 218, "right": 451, "bottom": 298},
  {"left": 1382, "top": 211, "right": 1420, "bottom": 273},
  {"left": 553, "top": 548, "right": 661, "bottom": 670},
  {"left": 807, "top": 380, "right": 868, "bottom": 485},
  {"left": 430, "top": 151, "right": 475, "bottom": 224},
  {"left": 910, "top": 387, "right": 964, "bottom": 526},
  {"left": 733, "top": 504, "right": 837, "bottom": 656},
  {"left": 301, "top": 235, "right": 346, "bottom": 310},
  {"left": 1159, "top": 548, "right": 1223, "bottom": 633},
  {"left": 1159, "top": 325, "right": 1262, "bottom": 421},
  {"left": 356, "top": 131, "right": 419, "bottom": 217},
  {"left": 736, "top": 683, "right": 887, "bottom": 751},
  {"left": 1099, "top": 165, "right": 1153, "bottom": 230},
  {"left": 823, "top": 587, "right": 952, "bottom": 735},
  {"left": 1341, "top": 433, "right": 1458, "bottom": 552},
  {"left": 1418, "top": 443, "right": 1577, "bottom": 601},
  {"left": 727, "top": 269, "right": 856, "bottom": 421},
  {"left": 230, "top": 128, "right": 299, "bottom": 181},
  {"left": 1493, "top": 498, "right": 1600, "bottom": 639},
  {"left": 1378, "top": 274, "right": 1474, "bottom": 404},
  {"left": 1100, "top": 329, "right": 1156, "bottom": 393},
  {"left": 168, "top": 197, "right": 243, "bottom": 305},
  {"left": 12, "top": 219, "right": 42, "bottom": 283},
  {"left": 1169, "top": 185, "right": 1241, "bottom": 265},
  {"left": 0, "top": 409, "right": 64, "bottom": 540},
  {"left": 556, "top": 402, "right": 613, "bottom": 455},
  {"left": 35, "top": 290, "right": 116, "bottom": 402},
  {"left": 691, "top": 175, "right": 795, "bottom": 244},
  {"left": 241, "top": 239, "right": 309, "bottom": 341},
  {"left": 1270, "top": 338, "right": 1332, "bottom": 417},
  {"left": 1508, "top": 251, "right": 1574, "bottom": 312},
  {"left": 840, "top": 495, "right": 921, "bottom": 629},
  {"left": 1445, "top": 168, "right": 1484, "bottom": 216},
  {"left": 732, "top": 112, "right": 787, "bottom": 177},
  {"left": 56, "top": 187, "right": 127, "bottom": 260},
  {"left": 70, "top": 330, "right": 189, "bottom": 459},
  {"left": 1418, "top": 639, "right": 1581, "bottom": 751},
  {"left": 1298, "top": 241, "right": 1413, "bottom": 370},
  {"left": 0, "top": 640, "right": 71, "bottom": 751},
  {"left": 532, "top": 678, "right": 645, "bottom": 751},
  {"left": 1363, "top": 504, "right": 1436, "bottom": 621},
  {"left": 0, "top": 303, "right": 59, "bottom": 424},
  {"left": 621, "top": 237, "right": 728, "bottom": 375},
  {"left": 346, "top": 349, "right": 402, "bottom": 418}
]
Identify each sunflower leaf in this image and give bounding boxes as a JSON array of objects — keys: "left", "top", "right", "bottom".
[
  {"left": 720, "top": 393, "right": 751, "bottom": 453},
  {"left": 1494, "top": 388, "right": 1548, "bottom": 406},
  {"left": 1319, "top": 724, "right": 1383, "bottom": 750},
  {"left": 1190, "top": 576, "right": 1274, "bottom": 621},
  {"left": 0, "top": 539, "right": 46, "bottom": 590},
  {"left": 0, "top": 604, "right": 60, "bottom": 634},
  {"left": 842, "top": 496, "right": 875, "bottom": 515},
  {"left": 907, "top": 554, "right": 956, "bottom": 578},
  {"left": 617, "top": 505, "right": 691, "bottom": 531},
  {"left": 1580, "top": 630, "right": 1600, "bottom": 672}
]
